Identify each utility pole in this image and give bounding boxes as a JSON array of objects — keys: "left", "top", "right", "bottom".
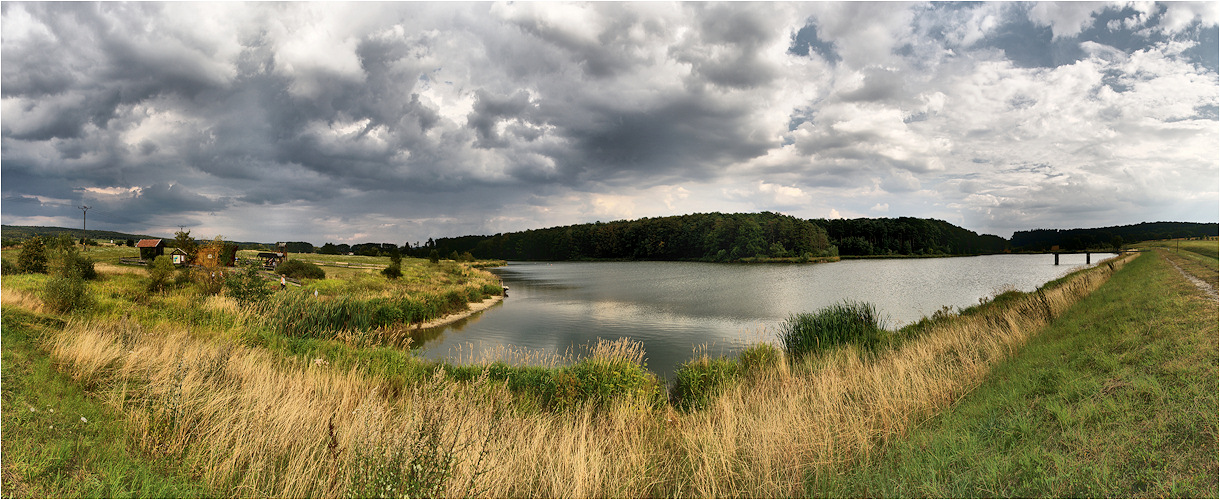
[{"left": 78, "top": 205, "right": 91, "bottom": 251}]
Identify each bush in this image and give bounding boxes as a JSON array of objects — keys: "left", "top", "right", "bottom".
[
  {"left": 147, "top": 255, "right": 176, "bottom": 292},
  {"left": 57, "top": 246, "right": 97, "bottom": 281},
  {"left": 43, "top": 265, "right": 92, "bottom": 314},
  {"left": 381, "top": 263, "right": 402, "bottom": 279},
  {"left": 779, "top": 301, "right": 888, "bottom": 359},
  {"left": 1, "top": 258, "right": 16, "bottom": 275},
  {"left": 17, "top": 235, "right": 48, "bottom": 274},
  {"left": 226, "top": 261, "right": 273, "bottom": 306},
  {"left": 275, "top": 259, "right": 326, "bottom": 280}
]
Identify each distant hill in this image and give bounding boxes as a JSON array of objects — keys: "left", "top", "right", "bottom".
[
  {"left": 1, "top": 225, "right": 273, "bottom": 250},
  {"left": 1011, "top": 222, "right": 1219, "bottom": 251},
  {"left": 1, "top": 225, "right": 162, "bottom": 245}
]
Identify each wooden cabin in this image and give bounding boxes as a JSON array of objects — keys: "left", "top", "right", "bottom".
[
  {"left": 169, "top": 248, "right": 188, "bottom": 265},
  {"left": 135, "top": 239, "right": 165, "bottom": 261}
]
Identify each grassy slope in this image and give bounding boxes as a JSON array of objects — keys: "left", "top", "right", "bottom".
[
  {"left": 821, "top": 250, "right": 1219, "bottom": 497},
  {"left": 1, "top": 309, "right": 213, "bottom": 497}
]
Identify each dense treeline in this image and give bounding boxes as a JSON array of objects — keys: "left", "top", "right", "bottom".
[
  {"left": 1011, "top": 221, "right": 1219, "bottom": 251},
  {"left": 421, "top": 212, "right": 836, "bottom": 262},
  {"left": 811, "top": 217, "right": 1010, "bottom": 256},
  {"left": 1, "top": 225, "right": 157, "bottom": 247}
]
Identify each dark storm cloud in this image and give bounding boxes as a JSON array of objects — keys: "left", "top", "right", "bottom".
[{"left": 553, "top": 94, "right": 774, "bottom": 186}]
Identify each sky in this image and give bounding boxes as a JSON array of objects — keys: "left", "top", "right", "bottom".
[{"left": 2, "top": 1, "right": 1217, "bottom": 245}]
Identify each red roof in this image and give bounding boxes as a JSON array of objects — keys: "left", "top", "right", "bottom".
[{"left": 135, "top": 239, "right": 163, "bottom": 248}]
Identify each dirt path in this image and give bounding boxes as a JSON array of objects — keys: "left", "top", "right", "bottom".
[{"left": 1162, "top": 251, "right": 1218, "bottom": 301}]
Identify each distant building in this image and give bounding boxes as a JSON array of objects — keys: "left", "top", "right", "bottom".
[
  {"left": 135, "top": 239, "right": 165, "bottom": 260},
  {"left": 257, "top": 251, "right": 285, "bottom": 269},
  {"left": 195, "top": 243, "right": 239, "bottom": 267}
]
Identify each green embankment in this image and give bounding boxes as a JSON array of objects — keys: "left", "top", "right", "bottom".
[
  {"left": 0, "top": 309, "right": 213, "bottom": 497},
  {"left": 820, "top": 250, "right": 1219, "bottom": 497}
]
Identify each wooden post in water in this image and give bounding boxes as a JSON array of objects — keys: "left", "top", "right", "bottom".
[
  {"left": 1054, "top": 253, "right": 1060, "bottom": 265},
  {"left": 1086, "top": 252, "right": 1091, "bottom": 264}
]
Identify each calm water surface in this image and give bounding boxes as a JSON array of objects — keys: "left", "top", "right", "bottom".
[{"left": 414, "top": 253, "right": 1114, "bottom": 379}]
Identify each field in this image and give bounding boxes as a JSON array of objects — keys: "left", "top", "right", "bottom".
[{"left": 1, "top": 241, "right": 1215, "bottom": 497}]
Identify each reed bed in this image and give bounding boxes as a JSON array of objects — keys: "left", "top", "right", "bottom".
[{"left": 35, "top": 255, "right": 1132, "bottom": 497}]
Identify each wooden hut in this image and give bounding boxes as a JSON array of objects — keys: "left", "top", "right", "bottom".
[
  {"left": 135, "top": 239, "right": 165, "bottom": 261},
  {"left": 169, "top": 248, "right": 188, "bottom": 265},
  {"left": 257, "top": 252, "right": 285, "bottom": 269}
]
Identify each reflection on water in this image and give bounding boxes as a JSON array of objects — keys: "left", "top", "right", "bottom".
[{"left": 412, "top": 253, "right": 1114, "bottom": 380}]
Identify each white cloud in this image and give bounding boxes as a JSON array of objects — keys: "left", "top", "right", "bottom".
[{"left": 1028, "top": 2, "right": 1110, "bottom": 40}]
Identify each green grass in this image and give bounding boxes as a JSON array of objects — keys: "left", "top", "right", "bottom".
[
  {"left": 816, "top": 251, "right": 1219, "bottom": 497},
  {"left": 779, "top": 301, "right": 888, "bottom": 359},
  {"left": 1, "top": 308, "right": 213, "bottom": 497},
  {"left": 1141, "top": 238, "right": 1219, "bottom": 260}
]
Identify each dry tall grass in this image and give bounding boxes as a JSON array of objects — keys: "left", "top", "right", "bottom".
[{"left": 39, "top": 255, "right": 1132, "bottom": 497}]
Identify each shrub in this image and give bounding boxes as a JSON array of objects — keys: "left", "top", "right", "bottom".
[
  {"left": 275, "top": 259, "right": 326, "bottom": 280},
  {"left": 226, "top": 261, "right": 273, "bottom": 306},
  {"left": 381, "top": 263, "right": 402, "bottom": 279},
  {"left": 779, "top": 301, "right": 888, "bottom": 359},
  {"left": 670, "top": 356, "right": 738, "bottom": 411},
  {"left": 17, "top": 235, "right": 48, "bottom": 274},
  {"left": 56, "top": 247, "right": 97, "bottom": 281},
  {"left": 43, "top": 265, "right": 92, "bottom": 314},
  {"left": 1, "top": 258, "right": 16, "bottom": 275},
  {"left": 147, "top": 255, "right": 177, "bottom": 292}
]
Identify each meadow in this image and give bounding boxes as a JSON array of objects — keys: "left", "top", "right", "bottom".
[{"left": 2, "top": 239, "right": 1215, "bottom": 497}]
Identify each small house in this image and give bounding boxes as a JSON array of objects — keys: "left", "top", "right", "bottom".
[
  {"left": 136, "top": 239, "right": 165, "bottom": 261},
  {"left": 169, "top": 248, "right": 188, "bottom": 266}
]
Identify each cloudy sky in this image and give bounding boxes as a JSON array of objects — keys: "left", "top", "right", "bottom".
[{"left": 2, "top": 2, "right": 1217, "bottom": 245}]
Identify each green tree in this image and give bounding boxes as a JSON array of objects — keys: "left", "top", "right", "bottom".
[
  {"left": 319, "top": 242, "right": 341, "bottom": 255},
  {"left": 17, "top": 235, "right": 48, "bottom": 274},
  {"left": 173, "top": 230, "right": 199, "bottom": 264}
]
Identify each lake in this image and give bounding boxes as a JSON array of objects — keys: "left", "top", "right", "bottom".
[{"left": 412, "top": 253, "right": 1115, "bottom": 380}]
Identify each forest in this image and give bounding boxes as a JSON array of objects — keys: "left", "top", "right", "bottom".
[
  {"left": 418, "top": 212, "right": 836, "bottom": 262},
  {"left": 1010, "top": 221, "right": 1219, "bottom": 251},
  {"left": 811, "top": 217, "right": 1010, "bottom": 256}
]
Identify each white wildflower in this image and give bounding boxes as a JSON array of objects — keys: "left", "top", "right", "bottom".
[{"left": 81, "top": 416, "right": 88, "bottom": 423}]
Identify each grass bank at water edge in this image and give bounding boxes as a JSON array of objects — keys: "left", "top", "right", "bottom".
[
  {"left": 820, "top": 250, "right": 1218, "bottom": 497},
  {"left": 2, "top": 251, "right": 1144, "bottom": 497}
]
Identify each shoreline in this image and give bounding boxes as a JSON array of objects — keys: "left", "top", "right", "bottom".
[{"left": 413, "top": 294, "right": 505, "bottom": 330}]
